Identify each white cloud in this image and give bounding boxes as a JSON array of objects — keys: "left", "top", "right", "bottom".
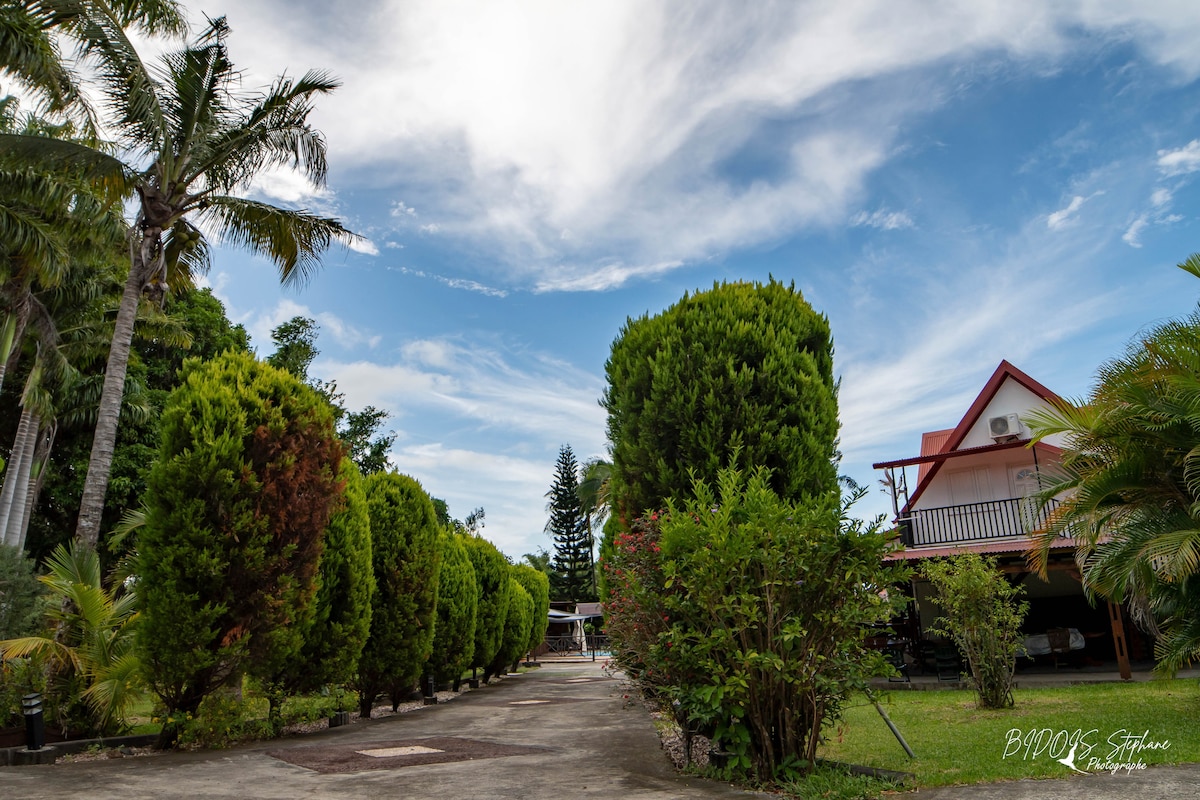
[
  {"left": 1157, "top": 140, "right": 1200, "bottom": 176},
  {"left": 851, "top": 208, "right": 915, "bottom": 231},
  {"left": 315, "top": 336, "right": 608, "bottom": 556},
  {"left": 389, "top": 444, "right": 552, "bottom": 555},
  {"left": 390, "top": 201, "right": 418, "bottom": 217},
  {"left": 195, "top": 0, "right": 1200, "bottom": 291},
  {"left": 241, "top": 298, "right": 380, "bottom": 354},
  {"left": 832, "top": 211, "right": 1129, "bottom": 520},
  {"left": 394, "top": 266, "right": 508, "bottom": 297},
  {"left": 1151, "top": 187, "right": 1173, "bottom": 207},
  {"left": 321, "top": 337, "right": 607, "bottom": 444},
  {"left": 248, "top": 167, "right": 333, "bottom": 206},
  {"left": 347, "top": 236, "right": 380, "bottom": 256},
  {"left": 1046, "top": 195, "right": 1086, "bottom": 229},
  {"left": 1122, "top": 215, "right": 1148, "bottom": 247},
  {"left": 533, "top": 260, "right": 683, "bottom": 293},
  {"left": 196, "top": 0, "right": 1200, "bottom": 292}
]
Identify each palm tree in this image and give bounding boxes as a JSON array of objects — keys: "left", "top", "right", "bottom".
[
  {"left": 3, "top": 14, "right": 355, "bottom": 548},
  {"left": 576, "top": 457, "right": 611, "bottom": 596},
  {"left": 1, "top": 0, "right": 185, "bottom": 125},
  {"left": 1, "top": 105, "right": 129, "bottom": 551},
  {"left": 1026, "top": 255, "right": 1200, "bottom": 674},
  {"left": 0, "top": 542, "right": 142, "bottom": 736}
]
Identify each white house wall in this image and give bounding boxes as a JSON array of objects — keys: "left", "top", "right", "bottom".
[{"left": 913, "top": 377, "right": 1068, "bottom": 512}]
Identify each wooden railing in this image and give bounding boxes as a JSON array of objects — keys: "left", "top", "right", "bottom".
[{"left": 899, "top": 497, "right": 1062, "bottom": 547}]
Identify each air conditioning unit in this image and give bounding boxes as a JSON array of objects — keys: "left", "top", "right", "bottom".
[{"left": 988, "top": 413, "right": 1023, "bottom": 440}]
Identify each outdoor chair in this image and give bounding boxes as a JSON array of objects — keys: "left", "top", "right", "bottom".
[
  {"left": 934, "top": 643, "right": 961, "bottom": 681},
  {"left": 1046, "top": 627, "right": 1072, "bottom": 669}
]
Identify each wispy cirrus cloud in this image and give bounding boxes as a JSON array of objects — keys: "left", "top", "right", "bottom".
[
  {"left": 201, "top": 1, "right": 1200, "bottom": 292},
  {"left": 393, "top": 266, "right": 508, "bottom": 297},
  {"left": 315, "top": 336, "right": 608, "bottom": 554},
  {"left": 851, "top": 208, "right": 915, "bottom": 231}
]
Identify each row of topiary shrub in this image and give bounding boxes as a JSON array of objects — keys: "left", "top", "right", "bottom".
[{"left": 0, "top": 351, "right": 549, "bottom": 748}]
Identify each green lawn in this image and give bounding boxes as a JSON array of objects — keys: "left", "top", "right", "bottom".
[{"left": 818, "top": 679, "right": 1200, "bottom": 788}]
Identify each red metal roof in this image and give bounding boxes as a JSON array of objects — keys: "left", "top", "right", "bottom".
[
  {"left": 883, "top": 538, "right": 1078, "bottom": 562},
  {"left": 873, "top": 438, "right": 1062, "bottom": 470},
  {"left": 917, "top": 429, "right": 952, "bottom": 483}
]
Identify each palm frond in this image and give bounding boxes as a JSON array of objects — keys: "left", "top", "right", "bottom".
[
  {"left": 0, "top": 3, "right": 84, "bottom": 116},
  {"left": 0, "top": 634, "right": 81, "bottom": 670},
  {"left": 0, "top": 133, "right": 131, "bottom": 200},
  {"left": 202, "top": 195, "right": 358, "bottom": 286},
  {"left": 189, "top": 69, "right": 340, "bottom": 192},
  {"left": 48, "top": 0, "right": 166, "bottom": 152}
]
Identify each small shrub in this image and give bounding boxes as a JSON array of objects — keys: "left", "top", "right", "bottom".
[
  {"left": 175, "top": 692, "right": 269, "bottom": 750},
  {"left": 607, "top": 466, "right": 906, "bottom": 781},
  {"left": 0, "top": 544, "right": 43, "bottom": 639},
  {"left": 923, "top": 553, "right": 1028, "bottom": 709}
]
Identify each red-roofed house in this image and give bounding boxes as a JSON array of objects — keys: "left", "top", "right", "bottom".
[{"left": 873, "top": 360, "right": 1136, "bottom": 679}]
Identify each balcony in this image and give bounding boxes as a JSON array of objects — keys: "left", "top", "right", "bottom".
[{"left": 898, "top": 497, "right": 1063, "bottom": 548}]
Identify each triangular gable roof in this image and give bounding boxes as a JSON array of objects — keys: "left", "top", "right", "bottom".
[{"left": 902, "top": 360, "right": 1061, "bottom": 511}]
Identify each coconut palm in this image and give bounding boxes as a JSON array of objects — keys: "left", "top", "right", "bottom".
[
  {"left": 1, "top": 95, "right": 138, "bottom": 550},
  {"left": 2, "top": 0, "right": 185, "bottom": 129},
  {"left": 2, "top": 14, "right": 355, "bottom": 548},
  {"left": 1026, "top": 255, "right": 1200, "bottom": 674}
]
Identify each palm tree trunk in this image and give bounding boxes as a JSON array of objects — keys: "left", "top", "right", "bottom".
[
  {"left": 74, "top": 247, "right": 153, "bottom": 549},
  {"left": 0, "top": 406, "right": 37, "bottom": 547},
  {"left": 0, "top": 305, "right": 29, "bottom": 395},
  {"left": 14, "top": 419, "right": 55, "bottom": 551}
]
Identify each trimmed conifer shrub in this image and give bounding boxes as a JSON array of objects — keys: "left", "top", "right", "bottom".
[
  {"left": 356, "top": 472, "right": 442, "bottom": 716},
  {"left": 291, "top": 458, "right": 374, "bottom": 697},
  {"left": 603, "top": 278, "right": 838, "bottom": 522},
  {"left": 490, "top": 577, "right": 533, "bottom": 677},
  {"left": 138, "top": 352, "right": 344, "bottom": 747},
  {"left": 513, "top": 563, "right": 550, "bottom": 656},
  {"left": 428, "top": 530, "right": 477, "bottom": 687},
  {"left": 462, "top": 534, "right": 510, "bottom": 678}
]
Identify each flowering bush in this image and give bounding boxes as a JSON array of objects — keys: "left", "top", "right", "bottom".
[
  {"left": 605, "top": 467, "right": 907, "bottom": 781},
  {"left": 603, "top": 513, "right": 671, "bottom": 695}
]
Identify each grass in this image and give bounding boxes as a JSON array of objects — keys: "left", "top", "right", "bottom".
[
  {"left": 818, "top": 679, "right": 1200, "bottom": 788},
  {"left": 779, "top": 764, "right": 904, "bottom": 800}
]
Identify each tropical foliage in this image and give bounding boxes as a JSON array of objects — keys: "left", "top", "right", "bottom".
[
  {"left": 2, "top": 11, "right": 354, "bottom": 548},
  {"left": 0, "top": 542, "right": 141, "bottom": 737},
  {"left": 1027, "top": 256, "right": 1200, "bottom": 674},
  {"left": 0, "top": 543, "right": 41, "bottom": 639}
]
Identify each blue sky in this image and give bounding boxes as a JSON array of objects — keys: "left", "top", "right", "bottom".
[{"left": 174, "top": 1, "right": 1200, "bottom": 559}]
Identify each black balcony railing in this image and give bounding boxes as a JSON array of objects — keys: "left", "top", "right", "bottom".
[{"left": 898, "top": 497, "right": 1062, "bottom": 547}]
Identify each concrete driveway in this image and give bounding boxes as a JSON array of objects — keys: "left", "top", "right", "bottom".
[
  {"left": 2, "top": 659, "right": 759, "bottom": 799},
  {"left": 4, "top": 658, "right": 1197, "bottom": 799}
]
